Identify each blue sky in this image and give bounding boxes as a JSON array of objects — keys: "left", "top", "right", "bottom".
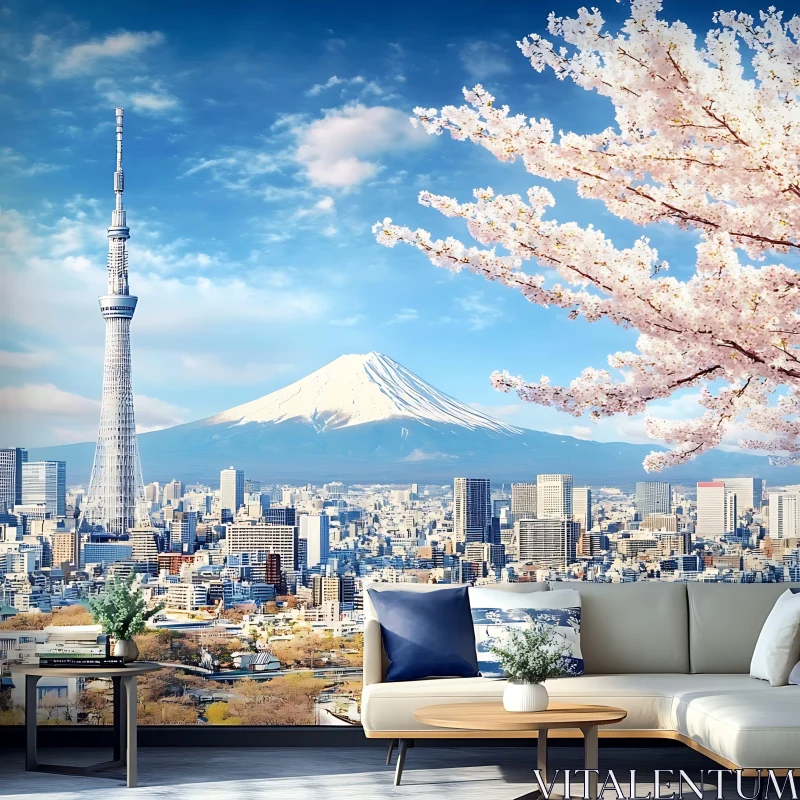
[{"left": 0, "top": 0, "right": 780, "bottom": 449}]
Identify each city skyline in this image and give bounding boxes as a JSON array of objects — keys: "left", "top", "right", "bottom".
[{"left": 0, "top": 0, "right": 785, "bottom": 456}]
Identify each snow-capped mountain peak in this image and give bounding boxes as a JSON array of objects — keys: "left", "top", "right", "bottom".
[{"left": 207, "top": 351, "right": 520, "bottom": 434}]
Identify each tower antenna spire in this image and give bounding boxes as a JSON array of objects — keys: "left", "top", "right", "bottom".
[{"left": 83, "top": 108, "right": 146, "bottom": 536}]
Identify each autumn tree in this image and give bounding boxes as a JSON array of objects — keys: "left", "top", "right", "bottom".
[{"left": 377, "top": 1, "right": 800, "bottom": 469}]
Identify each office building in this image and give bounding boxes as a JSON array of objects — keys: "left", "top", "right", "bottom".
[
  {"left": 83, "top": 109, "right": 147, "bottom": 536},
  {"left": 312, "top": 575, "right": 340, "bottom": 606},
  {"left": 52, "top": 530, "right": 80, "bottom": 568},
  {"left": 227, "top": 522, "right": 298, "bottom": 571},
  {"left": 22, "top": 461, "right": 66, "bottom": 517},
  {"left": 264, "top": 507, "right": 296, "bottom": 526},
  {"left": 713, "top": 477, "right": 764, "bottom": 512},
  {"left": 536, "top": 475, "right": 573, "bottom": 519},
  {"left": 642, "top": 513, "right": 679, "bottom": 532},
  {"left": 510, "top": 483, "right": 537, "bottom": 520},
  {"left": 130, "top": 526, "right": 159, "bottom": 562},
  {"left": 162, "top": 480, "right": 183, "bottom": 506},
  {"left": 572, "top": 487, "right": 592, "bottom": 532},
  {"left": 0, "top": 448, "right": 27, "bottom": 512},
  {"left": 220, "top": 467, "right": 245, "bottom": 514},
  {"left": 82, "top": 542, "right": 133, "bottom": 565},
  {"left": 300, "top": 513, "right": 330, "bottom": 568},
  {"left": 516, "top": 518, "right": 580, "bottom": 569},
  {"left": 453, "top": 478, "right": 492, "bottom": 544},
  {"left": 769, "top": 492, "right": 800, "bottom": 540},
  {"left": 696, "top": 482, "right": 737, "bottom": 537},
  {"left": 635, "top": 482, "right": 672, "bottom": 518},
  {"left": 168, "top": 511, "right": 197, "bottom": 553}
]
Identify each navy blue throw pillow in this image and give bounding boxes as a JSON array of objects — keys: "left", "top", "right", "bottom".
[{"left": 368, "top": 586, "right": 479, "bottom": 682}]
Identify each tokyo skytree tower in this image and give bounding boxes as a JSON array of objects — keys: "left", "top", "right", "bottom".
[{"left": 83, "top": 108, "right": 146, "bottom": 535}]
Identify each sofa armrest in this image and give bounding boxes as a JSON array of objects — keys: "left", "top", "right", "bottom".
[{"left": 363, "top": 618, "right": 383, "bottom": 686}]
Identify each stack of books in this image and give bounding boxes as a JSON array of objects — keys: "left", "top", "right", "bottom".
[{"left": 37, "top": 629, "right": 126, "bottom": 668}]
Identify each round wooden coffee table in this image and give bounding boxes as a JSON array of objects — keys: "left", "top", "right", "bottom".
[{"left": 414, "top": 701, "right": 627, "bottom": 800}]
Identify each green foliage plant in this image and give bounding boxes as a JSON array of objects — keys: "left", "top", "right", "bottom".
[
  {"left": 88, "top": 573, "right": 164, "bottom": 640},
  {"left": 488, "top": 624, "right": 568, "bottom": 684}
]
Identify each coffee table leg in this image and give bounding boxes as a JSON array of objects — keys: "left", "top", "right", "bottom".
[
  {"left": 25, "top": 675, "right": 39, "bottom": 770},
  {"left": 584, "top": 725, "right": 599, "bottom": 800},
  {"left": 537, "top": 727, "right": 548, "bottom": 784},
  {"left": 123, "top": 675, "right": 137, "bottom": 788}
]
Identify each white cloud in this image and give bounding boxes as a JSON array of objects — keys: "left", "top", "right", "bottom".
[
  {"left": 0, "top": 349, "right": 55, "bottom": 369},
  {"left": 294, "top": 104, "right": 429, "bottom": 189},
  {"left": 129, "top": 91, "right": 179, "bottom": 113},
  {"left": 460, "top": 41, "right": 512, "bottom": 80},
  {"left": 95, "top": 78, "right": 180, "bottom": 116},
  {"left": 0, "top": 382, "right": 186, "bottom": 445},
  {"left": 455, "top": 293, "right": 497, "bottom": 330},
  {"left": 49, "top": 31, "right": 165, "bottom": 75},
  {"left": 389, "top": 307, "right": 418, "bottom": 324},
  {"left": 0, "top": 148, "right": 64, "bottom": 177},
  {"left": 306, "top": 75, "right": 364, "bottom": 96},
  {"left": 330, "top": 315, "right": 364, "bottom": 327}
]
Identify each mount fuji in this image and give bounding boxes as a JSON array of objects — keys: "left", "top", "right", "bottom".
[{"left": 31, "top": 352, "right": 800, "bottom": 486}]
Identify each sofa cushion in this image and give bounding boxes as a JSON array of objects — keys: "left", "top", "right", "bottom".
[
  {"left": 362, "top": 673, "right": 759, "bottom": 733},
  {"left": 367, "top": 586, "right": 479, "bottom": 682},
  {"left": 688, "top": 583, "right": 800, "bottom": 673},
  {"left": 550, "top": 582, "right": 689, "bottom": 674},
  {"left": 750, "top": 589, "right": 800, "bottom": 686},
  {"left": 673, "top": 685, "right": 800, "bottom": 768},
  {"left": 469, "top": 588, "right": 583, "bottom": 678}
]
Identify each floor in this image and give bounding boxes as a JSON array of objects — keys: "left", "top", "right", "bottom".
[{"left": 0, "top": 745, "right": 761, "bottom": 799}]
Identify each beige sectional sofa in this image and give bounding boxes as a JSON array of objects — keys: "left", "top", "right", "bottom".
[{"left": 362, "top": 581, "right": 800, "bottom": 773}]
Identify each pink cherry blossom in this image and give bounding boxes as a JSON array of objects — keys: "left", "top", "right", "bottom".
[{"left": 374, "top": 1, "right": 800, "bottom": 471}]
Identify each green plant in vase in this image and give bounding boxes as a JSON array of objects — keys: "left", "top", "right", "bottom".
[
  {"left": 88, "top": 573, "right": 164, "bottom": 662},
  {"left": 489, "top": 624, "right": 568, "bottom": 712}
]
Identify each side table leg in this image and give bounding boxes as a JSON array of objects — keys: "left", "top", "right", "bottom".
[
  {"left": 584, "top": 725, "right": 599, "bottom": 800},
  {"left": 123, "top": 675, "right": 138, "bottom": 788},
  {"left": 537, "top": 727, "right": 549, "bottom": 785},
  {"left": 25, "top": 675, "right": 39, "bottom": 771}
]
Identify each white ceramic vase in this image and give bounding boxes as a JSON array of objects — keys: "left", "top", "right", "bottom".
[
  {"left": 114, "top": 639, "right": 139, "bottom": 663},
  {"left": 502, "top": 680, "right": 549, "bottom": 712}
]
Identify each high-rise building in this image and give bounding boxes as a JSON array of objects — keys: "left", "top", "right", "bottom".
[
  {"left": 769, "top": 492, "right": 800, "bottom": 539},
  {"left": 696, "top": 482, "right": 737, "bottom": 537},
  {"left": 168, "top": 511, "right": 197, "bottom": 553},
  {"left": 220, "top": 467, "right": 245, "bottom": 514},
  {"left": 227, "top": 522, "right": 298, "bottom": 571},
  {"left": 516, "top": 518, "right": 580, "bottom": 569},
  {"left": 572, "top": 487, "right": 592, "bottom": 532},
  {"left": 22, "top": 461, "right": 66, "bottom": 517},
  {"left": 162, "top": 480, "right": 183, "bottom": 506},
  {"left": 536, "top": 475, "right": 573, "bottom": 519},
  {"left": 130, "top": 526, "right": 159, "bottom": 562},
  {"left": 51, "top": 530, "right": 80, "bottom": 568},
  {"left": 312, "top": 575, "right": 340, "bottom": 606},
  {"left": 263, "top": 507, "right": 296, "bottom": 526},
  {"left": 453, "top": 478, "right": 491, "bottom": 544},
  {"left": 635, "top": 482, "right": 672, "bottom": 518},
  {"left": 84, "top": 109, "right": 146, "bottom": 536},
  {"left": 511, "top": 483, "right": 537, "bottom": 520},
  {"left": 144, "top": 482, "right": 162, "bottom": 504},
  {"left": 300, "top": 513, "right": 330, "bottom": 568},
  {"left": 713, "top": 477, "right": 764, "bottom": 512},
  {"left": 0, "top": 448, "right": 27, "bottom": 511}
]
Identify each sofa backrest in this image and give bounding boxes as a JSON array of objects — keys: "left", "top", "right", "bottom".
[
  {"left": 362, "top": 580, "right": 549, "bottom": 620},
  {"left": 550, "top": 581, "right": 690, "bottom": 674},
  {"left": 688, "top": 583, "right": 800, "bottom": 673}
]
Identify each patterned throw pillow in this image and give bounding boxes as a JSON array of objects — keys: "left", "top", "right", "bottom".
[{"left": 469, "top": 587, "right": 584, "bottom": 679}]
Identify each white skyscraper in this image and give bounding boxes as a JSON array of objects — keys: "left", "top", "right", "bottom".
[
  {"left": 516, "top": 518, "right": 580, "bottom": 569},
  {"left": 536, "top": 474, "right": 573, "bottom": 519},
  {"left": 696, "top": 482, "right": 737, "bottom": 537},
  {"left": 220, "top": 467, "right": 245, "bottom": 514},
  {"left": 453, "top": 478, "right": 491, "bottom": 544},
  {"left": 769, "top": 492, "right": 800, "bottom": 539},
  {"left": 83, "top": 108, "right": 146, "bottom": 536},
  {"left": 635, "top": 481, "right": 672, "bottom": 518},
  {"left": 511, "top": 483, "right": 537, "bottom": 520},
  {"left": 300, "top": 513, "right": 330, "bottom": 568},
  {"left": 572, "top": 487, "right": 592, "bottom": 532},
  {"left": 22, "top": 461, "right": 66, "bottom": 517},
  {"left": 713, "top": 477, "right": 764, "bottom": 512}
]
